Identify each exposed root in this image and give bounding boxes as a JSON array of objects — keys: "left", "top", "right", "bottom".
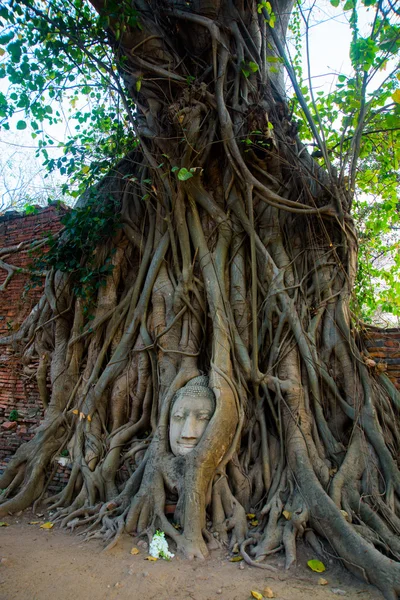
[{"left": 240, "top": 538, "right": 278, "bottom": 571}]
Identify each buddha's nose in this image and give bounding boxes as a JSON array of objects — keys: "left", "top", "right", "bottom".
[{"left": 181, "top": 414, "right": 198, "bottom": 439}]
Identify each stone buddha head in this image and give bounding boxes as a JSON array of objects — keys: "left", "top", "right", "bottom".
[{"left": 169, "top": 375, "right": 215, "bottom": 457}]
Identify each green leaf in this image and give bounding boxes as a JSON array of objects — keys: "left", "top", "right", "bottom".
[
  {"left": 257, "top": 1, "right": 272, "bottom": 14},
  {"left": 248, "top": 61, "right": 259, "bottom": 73},
  {"left": 16, "top": 119, "right": 27, "bottom": 130},
  {"left": 177, "top": 167, "right": 194, "bottom": 181},
  {"left": 307, "top": 559, "right": 326, "bottom": 573},
  {"left": 392, "top": 89, "right": 400, "bottom": 104},
  {"left": 330, "top": 0, "right": 340, "bottom": 6},
  {"left": 269, "top": 12, "right": 276, "bottom": 28}
]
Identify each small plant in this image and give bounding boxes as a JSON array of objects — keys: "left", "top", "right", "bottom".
[{"left": 8, "top": 410, "right": 19, "bottom": 422}]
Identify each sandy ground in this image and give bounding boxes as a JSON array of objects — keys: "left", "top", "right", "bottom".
[{"left": 0, "top": 513, "right": 383, "bottom": 600}]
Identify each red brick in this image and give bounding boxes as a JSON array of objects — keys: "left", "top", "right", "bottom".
[{"left": 1, "top": 421, "right": 17, "bottom": 431}]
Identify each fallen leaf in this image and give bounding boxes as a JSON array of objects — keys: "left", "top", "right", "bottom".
[
  {"left": 0, "top": 522, "right": 8, "bottom": 527},
  {"left": 40, "top": 522, "right": 54, "bottom": 529},
  {"left": 251, "top": 591, "right": 263, "bottom": 600},
  {"left": 72, "top": 409, "right": 79, "bottom": 415},
  {"left": 247, "top": 513, "right": 256, "bottom": 519},
  {"left": 318, "top": 578, "right": 328, "bottom": 586},
  {"left": 307, "top": 559, "right": 326, "bottom": 573},
  {"left": 250, "top": 519, "right": 259, "bottom": 526},
  {"left": 229, "top": 556, "right": 243, "bottom": 562},
  {"left": 263, "top": 587, "right": 274, "bottom": 598},
  {"left": 282, "top": 510, "right": 292, "bottom": 520},
  {"left": 340, "top": 510, "right": 350, "bottom": 522},
  {"left": 145, "top": 556, "right": 158, "bottom": 561},
  {"left": 130, "top": 547, "right": 140, "bottom": 555},
  {"left": 28, "top": 521, "right": 41, "bottom": 525}
]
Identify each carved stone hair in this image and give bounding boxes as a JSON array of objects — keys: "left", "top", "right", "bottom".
[{"left": 172, "top": 375, "right": 215, "bottom": 407}]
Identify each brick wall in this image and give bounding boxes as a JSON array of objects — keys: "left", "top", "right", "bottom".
[
  {"left": 0, "top": 205, "right": 67, "bottom": 482},
  {"left": 364, "top": 327, "right": 400, "bottom": 390}
]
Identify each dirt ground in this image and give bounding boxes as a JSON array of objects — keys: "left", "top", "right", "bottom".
[{"left": 0, "top": 513, "right": 383, "bottom": 600}]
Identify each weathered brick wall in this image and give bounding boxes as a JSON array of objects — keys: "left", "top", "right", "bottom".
[
  {"left": 0, "top": 205, "right": 67, "bottom": 480},
  {"left": 364, "top": 327, "right": 400, "bottom": 390}
]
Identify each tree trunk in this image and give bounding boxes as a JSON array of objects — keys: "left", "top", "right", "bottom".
[{"left": 1, "top": 1, "right": 400, "bottom": 598}]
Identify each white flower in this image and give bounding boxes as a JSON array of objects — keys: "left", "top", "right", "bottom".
[{"left": 149, "top": 530, "right": 174, "bottom": 560}]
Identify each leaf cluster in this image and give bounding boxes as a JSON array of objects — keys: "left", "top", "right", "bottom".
[
  {"left": 0, "top": 0, "right": 137, "bottom": 198},
  {"left": 31, "top": 192, "right": 120, "bottom": 303},
  {"left": 289, "top": 0, "right": 400, "bottom": 320}
]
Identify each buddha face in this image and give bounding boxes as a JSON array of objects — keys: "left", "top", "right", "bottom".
[{"left": 169, "top": 394, "right": 214, "bottom": 456}]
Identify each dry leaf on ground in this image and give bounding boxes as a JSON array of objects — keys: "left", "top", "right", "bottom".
[
  {"left": 251, "top": 591, "right": 263, "bottom": 600},
  {"left": 263, "top": 586, "right": 274, "bottom": 598},
  {"left": 40, "top": 522, "right": 54, "bottom": 529},
  {"left": 130, "top": 547, "right": 140, "bottom": 555},
  {"left": 318, "top": 578, "right": 328, "bottom": 586}
]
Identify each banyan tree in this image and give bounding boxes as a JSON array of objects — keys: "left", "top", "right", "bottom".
[{"left": 0, "top": 1, "right": 399, "bottom": 598}]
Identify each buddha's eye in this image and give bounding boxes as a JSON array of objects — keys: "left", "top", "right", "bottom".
[{"left": 173, "top": 414, "right": 184, "bottom": 421}]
